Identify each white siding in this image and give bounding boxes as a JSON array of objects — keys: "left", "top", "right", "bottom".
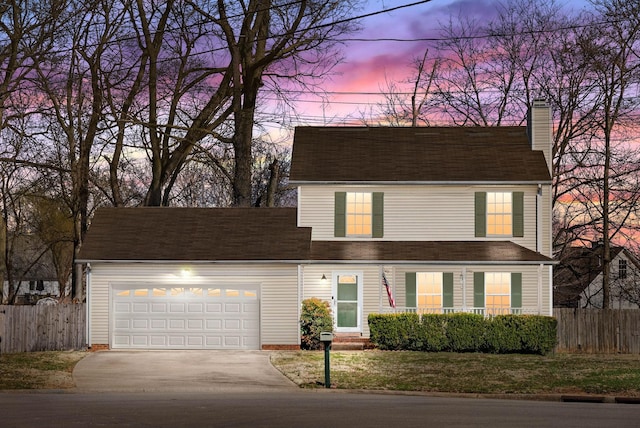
[
  {"left": 88, "top": 263, "right": 299, "bottom": 348},
  {"left": 298, "top": 184, "right": 547, "bottom": 253}
]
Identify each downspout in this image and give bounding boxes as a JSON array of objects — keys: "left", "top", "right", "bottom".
[
  {"left": 536, "top": 184, "right": 542, "bottom": 254},
  {"left": 85, "top": 263, "right": 91, "bottom": 348}
]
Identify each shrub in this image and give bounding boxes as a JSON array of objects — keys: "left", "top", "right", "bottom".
[
  {"left": 368, "top": 313, "right": 420, "bottom": 350},
  {"left": 485, "top": 315, "right": 523, "bottom": 353},
  {"left": 300, "top": 298, "right": 333, "bottom": 350},
  {"left": 367, "top": 313, "right": 557, "bottom": 355},
  {"left": 420, "top": 314, "right": 449, "bottom": 352},
  {"left": 445, "top": 313, "right": 486, "bottom": 352}
]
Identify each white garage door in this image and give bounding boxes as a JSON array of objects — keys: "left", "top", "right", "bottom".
[{"left": 112, "top": 285, "right": 260, "bottom": 349}]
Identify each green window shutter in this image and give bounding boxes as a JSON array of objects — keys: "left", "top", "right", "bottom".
[
  {"left": 513, "top": 192, "right": 524, "bottom": 237},
  {"left": 372, "top": 192, "right": 384, "bottom": 238},
  {"left": 473, "top": 272, "right": 485, "bottom": 308},
  {"left": 511, "top": 272, "right": 522, "bottom": 308},
  {"left": 443, "top": 272, "right": 454, "bottom": 308},
  {"left": 334, "top": 192, "right": 346, "bottom": 237},
  {"left": 475, "top": 192, "right": 486, "bottom": 237},
  {"left": 405, "top": 272, "right": 416, "bottom": 308}
]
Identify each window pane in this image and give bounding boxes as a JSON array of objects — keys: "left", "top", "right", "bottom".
[
  {"left": 337, "top": 302, "right": 357, "bottom": 327},
  {"left": 487, "top": 192, "right": 513, "bottom": 236},
  {"left": 338, "top": 282, "right": 358, "bottom": 301},
  {"left": 346, "top": 192, "right": 372, "bottom": 237}
]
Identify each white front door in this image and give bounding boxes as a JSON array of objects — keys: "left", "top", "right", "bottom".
[
  {"left": 111, "top": 284, "right": 260, "bottom": 349},
  {"left": 333, "top": 272, "right": 363, "bottom": 333}
]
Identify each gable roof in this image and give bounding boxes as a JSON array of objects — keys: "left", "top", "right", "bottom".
[
  {"left": 553, "top": 245, "right": 638, "bottom": 307},
  {"left": 289, "top": 126, "right": 551, "bottom": 184},
  {"left": 77, "top": 207, "right": 311, "bottom": 262}
]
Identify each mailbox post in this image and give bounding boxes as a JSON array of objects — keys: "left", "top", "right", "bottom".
[{"left": 320, "top": 331, "right": 333, "bottom": 388}]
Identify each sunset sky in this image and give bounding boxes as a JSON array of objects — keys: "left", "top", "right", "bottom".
[{"left": 286, "top": 0, "right": 592, "bottom": 127}]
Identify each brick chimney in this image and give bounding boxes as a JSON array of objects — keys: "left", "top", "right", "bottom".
[{"left": 527, "top": 99, "right": 553, "bottom": 176}]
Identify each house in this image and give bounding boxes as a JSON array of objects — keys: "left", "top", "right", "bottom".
[
  {"left": 554, "top": 245, "right": 640, "bottom": 309},
  {"left": 77, "top": 100, "right": 555, "bottom": 350},
  {"left": 2, "top": 235, "right": 62, "bottom": 305}
]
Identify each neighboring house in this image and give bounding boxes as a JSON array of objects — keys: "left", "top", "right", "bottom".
[
  {"left": 77, "top": 100, "right": 555, "bottom": 350},
  {"left": 2, "top": 235, "right": 61, "bottom": 305},
  {"left": 554, "top": 245, "right": 640, "bottom": 309}
]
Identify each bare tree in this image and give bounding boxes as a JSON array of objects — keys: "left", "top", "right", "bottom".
[{"left": 574, "top": 0, "right": 640, "bottom": 307}]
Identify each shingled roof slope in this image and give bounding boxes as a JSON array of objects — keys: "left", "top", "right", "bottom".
[
  {"left": 77, "top": 207, "right": 311, "bottom": 261},
  {"left": 310, "top": 240, "right": 553, "bottom": 264},
  {"left": 289, "top": 126, "right": 551, "bottom": 183}
]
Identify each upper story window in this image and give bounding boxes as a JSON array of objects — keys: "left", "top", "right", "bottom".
[
  {"left": 347, "top": 192, "right": 372, "bottom": 236},
  {"left": 619, "top": 259, "right": 628, "bottom": 279},
  {"left": 475, "top": 191, "right": 524, "bottom": 238},
  {"left": 487, "top": 192, "right": 512, "bottom": 236},
  {"left": 334, "top": 192, "right": 384, "bottom": 238}
]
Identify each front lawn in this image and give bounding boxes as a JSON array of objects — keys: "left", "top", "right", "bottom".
[
  {"left": 0, "top": 351, "right": 87, "bottom": 390},
  {"left": 271, "top": 350, "right": 640, "bottom": 397}
]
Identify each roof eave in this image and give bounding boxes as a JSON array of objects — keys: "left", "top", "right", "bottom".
[
  {"left": 77, "top": 259, "right": 557, "bottom": 265},
  {"left": 289, "top": 180, "right": 553, "bottom": 186}
]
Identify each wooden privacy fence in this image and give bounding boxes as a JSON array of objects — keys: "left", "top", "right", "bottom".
[
  {"left": 554, "top": 308, "right": 640, "bottom": 354},
  {"left": 0, "top": 304, "right": 86, "bottom": 354}
]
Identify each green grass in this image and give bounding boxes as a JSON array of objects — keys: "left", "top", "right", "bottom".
[
  {"left": 0, "top": 351, "right": 87, "bottom": 390},
  {"left": 271, "top": 351, "right": 640, "bottom": 397}
]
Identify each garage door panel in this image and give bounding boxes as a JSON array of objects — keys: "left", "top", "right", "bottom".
[
  {"left": 150, "top": 319, "right": 166, "bottom": 329},
  {"left": 224, "top": 303, "right": 241, "bottom": 313},
  {"left": 114, "top": 302, "right": 131, "bottom": 313},
  {"left": 188, "top": 319, "right": 203, "bottom": 329},
  {"left": 132, "top": 319, "right": 149, "bottom": 329},
  {"left": 132, "top": 303, "right": 149, "bottom": 313},
  {"left": 151, "top": 303, "right": 167, "bottom": 313},
  {"left": 206, "top": 319, "right": 222, "bottom": 330},
  {"left": 188, "top": 303, "right": 204, "bottom": 312},
  {"left": 187, "top": 336, "right": 204, "bottom": 346},
  {"left": 113, "top": 285, "right": 260, "bottom": 350},
  {"left": 169, "top": 303, "right": 185, "bottom": 313},
  {"left": 169, "top": 319, "right": 185, "bottom": 329},
  {"left": 206, "top": 303, "right": 222, "bottom": 313},
  {"left": 131, "top": 336, "right": 149, "bottom": 346},
  {"left": 150, "top": 336, "right": 167, "bottom": 346}
]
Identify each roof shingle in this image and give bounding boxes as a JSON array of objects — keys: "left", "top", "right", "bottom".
[
  {"left": 78, "top": 207, "right": 311, "bottom": 262},
  {"left": 289, "top": 126, "right": 551, "bottom": 183}
]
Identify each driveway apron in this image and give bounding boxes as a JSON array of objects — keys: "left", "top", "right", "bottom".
[{"left": 72, "top": 350, "right": 296, "bottom": 392}]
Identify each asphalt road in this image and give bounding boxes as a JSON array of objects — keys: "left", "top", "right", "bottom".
[{"left": 1, "top": 390, "right": 637, "bottom": 428}]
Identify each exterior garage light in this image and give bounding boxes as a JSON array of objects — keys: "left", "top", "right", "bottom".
[{"left": 321, "top": 274, "right": 328, "bottom": 284}]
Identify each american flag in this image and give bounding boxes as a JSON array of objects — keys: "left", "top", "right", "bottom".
[{"left": 382, "top": 273, "right": 396, "bottom": 308}]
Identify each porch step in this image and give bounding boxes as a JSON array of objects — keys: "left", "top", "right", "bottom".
[{"left": 330, "top": 334, "right": 371, "bottom": 351}]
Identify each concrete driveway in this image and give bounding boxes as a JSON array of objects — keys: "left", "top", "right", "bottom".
[{"left": 73, "top": 350, "right": 296, "bottom": 393}]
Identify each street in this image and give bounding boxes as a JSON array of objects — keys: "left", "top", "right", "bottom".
[{"left": 1, "top": 390, "right": 637, "bottom": 428}]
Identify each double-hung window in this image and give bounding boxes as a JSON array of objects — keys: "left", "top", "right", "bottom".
[
  {"left": 475, "top": 191, "right": 524, "bottom": 237},
  {"left": 405, "top": 272, "right": 454, "bottom": 313},
  {"left": 473, "top": 272, "right": 522, "bottom": 315},
  {"left": 334, "top": 192, "right": 384, "bottom": 238}
]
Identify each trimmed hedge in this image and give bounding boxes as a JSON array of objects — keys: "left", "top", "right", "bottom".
[{"left": 368, "top": 313, "right": 557, "bottom": 355}]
